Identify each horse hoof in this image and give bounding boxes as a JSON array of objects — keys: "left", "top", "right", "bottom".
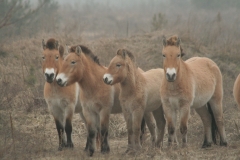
[
  {"left": 202, "top": 142, "right": 211, "bottom": 148},
  {"left": 220, "top": 141, "right": 227, "bottom": 147},
  {"left": 88, "top": 149, "right": 94, "bottom": 157},
  {"left": 66, "top": 143, "right": 74, "bottom": 148},
  {"left": 101, "top": 146, "right": 110, "bottom": 154}
]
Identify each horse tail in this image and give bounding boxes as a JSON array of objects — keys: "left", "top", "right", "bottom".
[
  {"left": 140, "top": 118, "right": 146, "bottom": 143},
  {"left": 207, "top": 102, "right": 218, "bottom": 144}
]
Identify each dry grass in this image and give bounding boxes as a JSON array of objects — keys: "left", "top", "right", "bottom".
[{"left": 1, "top": 9, "right": 240, "bottom": 159}]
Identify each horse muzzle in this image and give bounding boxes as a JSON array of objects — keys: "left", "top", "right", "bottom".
[
  {"left": 166, "top": 72, "right": 176, "bottom": 82},
  {"left": 45, "top": 73, "right": 55, "bottom": 83},
  {"left": 103, "top": 74, "right": 113, "bottom": 85}
]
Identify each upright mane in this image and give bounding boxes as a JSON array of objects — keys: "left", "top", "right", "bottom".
[
  {"left": 46, "top": 38, "right": 58, "bottom": 50},
  {"left": 117, "top": 49, "right": 136, "bottom": 62},
  {"left": 165, "top": 35, "right": 185, "bottom": 55},
  {"left": 70, "top": 45, "right": 100, "bottom": 65}
]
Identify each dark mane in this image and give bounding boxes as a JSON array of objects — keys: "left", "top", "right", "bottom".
[
  {"left": 166, "top": 35, "right": 178, "bottom": 46},
  {"left": 166, "top": 35, "right": 185, "bottom": 56},
  {"left": 46, "top": 38, "right": 58, "bottom": 50},
  {"left": 70, "top": 45, "right": 100, "bottom": 65},
  {"left": 123, "top": 49, "right": 135, "bottom": 62}
]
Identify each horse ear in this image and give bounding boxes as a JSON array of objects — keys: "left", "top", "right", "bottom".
[
  {"left": 55, "top": 40, "right": 59, "bottom": 49},
  {"left": 42, "top": 39, "right": 46, "bottom": 50},
  {"left": 180, "top": 46, "right": 185, "bottom": 57},
  {"left": 76, "top": 46, "right": 82, "bottom": 56},
  {"left": 122, "top": 49, "right": 127, "bottom": 59},
  {"left": 59, "top": 45, "right": 64, "bottom": 57},
  {"left": 176, "top": 37, "right": 181, "bottom": 47},
  {"left": 65, "top": 44, "right": 70, "bottom": 54},
  {"left": 162, "top": 35, "right": 167, "bottom": 47},
  {"left": 116, "top": 49, "right": 125, "bottom": 59}
]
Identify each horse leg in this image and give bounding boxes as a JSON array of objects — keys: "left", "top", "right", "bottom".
[
  {"left": 123, "top": 111, "right": 133, "bottom": 153},
  {"left": 54, "top": 118, "right": 66, "bottom": 151},
  {"left": 179, "top": 104, "right": 190, "bottom": 147},
  {"left": 99, "top": 109, "right": 110, "bottom": 154},
  {"left": 162, "top": 102, "right": 177, "bottom": 147},
  {"left": 132, "top": 108, "right": 144, "bottom": 151},
  {"left": 208, "top": 100, "right": 227, "bottom": 146},
  {"left": 143, "top": 112, "right": 156, "bottom": 146},
  {"left": 83, "top": 109, "right": 97, "bottom": 156},
  {"left": 65, "top": 114, "right": 74, "bottom": 148},
  {"left": 195, "top": 105, "right": 212, "bottom": 148},
  {"left": 152, "top": 106, "right": 166, "bottom": 148}
]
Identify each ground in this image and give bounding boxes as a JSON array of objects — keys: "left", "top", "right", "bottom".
[{"left": 1, "top": 31, "right": 240, "bottom": 159}]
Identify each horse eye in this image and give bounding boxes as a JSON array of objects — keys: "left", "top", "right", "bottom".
[
  {"left": 71, "top": 61, "right": 76, "bottom": 65},
  {"left": 42, "top": 56, "right": 45, "bottom": 60},
  {"left": 162, "top": 54, "right": 166, "bottom": 58},
  {"left": 56, "top": 56, "right": 59, "bottom": 60},
  {"left": 177, "top": 54, "right": 181, "bottom": 58},
  {"left": 116, "top": 64, "right": 121, "bottom": 68}
]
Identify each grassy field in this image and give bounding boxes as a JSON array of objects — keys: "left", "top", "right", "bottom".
[{"left": 1, "top": 29, "right": 240, "bottom": 160}]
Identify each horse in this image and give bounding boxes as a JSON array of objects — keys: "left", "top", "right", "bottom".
[
  {"left": 41, "top": 38, "right": 84, "bottom": 151},
  {"left": 103, "top": 49, "right": 166, "bottom": 153},
  {"left": 55, "top": 45, "right": 157, "bottom": 156},
  {"left": 160, "top": 35, "right": 227, "bottom": 148},
  {"left": 233, "top": 74, "right": 240, "bottom": 108}
]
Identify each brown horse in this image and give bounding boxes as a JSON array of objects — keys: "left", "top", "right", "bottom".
[
  {"left": 103, "top": 49, "right": 166, "bottom": 153},
  {"left": 233, "top": 74, "right": 240, "bottom": 108},
  {"left": 42, "top": 38, "right": 84, "bottom": 151},
  {"left": 55, "top": 45, "right": 157, "bottom": 156},
  {"left": 160, "top": 35, "right": 227, "bottom": 148}
]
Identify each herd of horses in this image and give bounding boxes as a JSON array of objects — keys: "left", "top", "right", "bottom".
[{"left": 41, "top": 35, "right": 239, "bottom": 157}]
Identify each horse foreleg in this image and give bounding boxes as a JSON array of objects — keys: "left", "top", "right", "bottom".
[
  {"left": 99, "top": 109, "right": 110, "bottom": 154},
  {"left": 143, "top": 112, "right": 156, "bottom": 146},
  {"left": 54, "top": 118, "right": 66, "bottom": 151},
  {"left": 152, "top": 106, "right": 166, "bottom": 148},
  {"left": 83, "top": 109, "right": 97, "bottom": 156},
  {"left": 123, "top": 111, "right": 133, "bottom": 153},
  {"left": 132, "top": 109, "right": 144, "bottom": 151},
  {"left": 162, "top": 103, "right": 177, "bottom": 147},
  {"left": 179, "top": 105, "right": 190, "bottom": 147},
  {"left": 195, "top": 105, "right": 212, "bottom": 148},
  {"left": 65, "top": 116, "right": 74, "bottom": 148}
]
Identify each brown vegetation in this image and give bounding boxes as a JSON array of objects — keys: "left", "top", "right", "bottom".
[{"left": 1, "top": 1, "right": 240, "bottom": 159}]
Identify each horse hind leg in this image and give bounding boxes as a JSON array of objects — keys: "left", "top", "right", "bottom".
[
  {"left": 195, "top": 105, "right": 213, "bottom": 148},
  {"left": 143, "top": 112, "right": 156, "bottom": 146},
  {"left": 152, "top": 106, "right": 166, "bottom": 148},
  {"left": 208, "top": 100, "right": 227, "bottom": 146}
]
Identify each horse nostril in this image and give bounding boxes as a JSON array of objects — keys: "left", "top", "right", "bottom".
[
  {"left": 57, "top": 78, "right": 62, "bottom": 84},
  {"left": 172, "top": 73, "right": 176, "bottom": 79},
  {"left": 50, "top": 73, "right": 54, "bottom": 78},
  {"left": 104, "top": 77, "right": 108, "bottom": 83}
]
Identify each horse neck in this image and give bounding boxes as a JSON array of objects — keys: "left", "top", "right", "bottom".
[
  {"left": 78, "top": 55, "right": 106, "bottom": 95},
  {"left": 120, "top": 63, "right": 143, "bottom": 95}
]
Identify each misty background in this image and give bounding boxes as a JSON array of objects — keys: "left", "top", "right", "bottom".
[{"left": 0, "top": 0, "right": 239, "bottom": 42}]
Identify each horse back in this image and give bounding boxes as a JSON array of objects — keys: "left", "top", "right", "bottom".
[{"left": 233, "top": 74, "right": 240, "bottom": 108}]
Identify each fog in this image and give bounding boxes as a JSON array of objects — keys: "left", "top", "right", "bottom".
[{"left": 0, "top": 0, "right": 239, "bottom": 41}]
